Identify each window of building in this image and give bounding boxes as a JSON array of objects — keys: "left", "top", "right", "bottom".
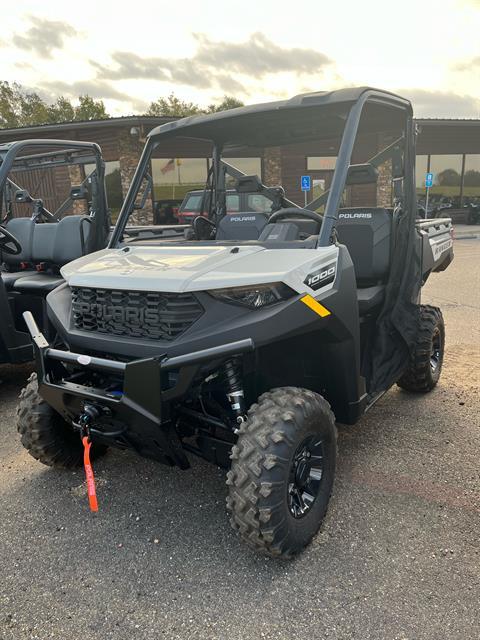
[
  {"left": 152, "top": 158, "right": 209, "bottom": 202},
  {"left": 429, "top": 155, "right": 463, "bottom": 206},
  {"left": 224, "top": 157, "right": 262, "bottom": 186},
  {"left": 415, "top": 155, "right": 429, "bottom": 193},
  {"left": 307, "top": 157, "right": 337, "bottom": 171},
  {"left": 152, "top": 157, "right": 261, "bottom": 202},
  {"left": 463, "top": 155, "right": 480, "bottom": 203}
]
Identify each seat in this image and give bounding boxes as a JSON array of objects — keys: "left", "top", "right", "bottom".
[
  {"left": 1, "top": 269, "right": 37, "bottom": 289},
  {"left": 356, "top": 285, "right": 385, "bottom": 314},
  {"left": 336, "top": 208, "right": 392, "bottom": 314},
  {"left": 1, "top": 218, "right": 36, "bottom": 290},
  {"left": 3, "top": 215, "right": 90, "bottom": 295},
  {"left": 1, "top": 218, "right": 35, "bottom": 266},
  {"left": 13, "top": 273, "right": 64, "bottom": 293},
  {"left": 51, "top": 215, "right": 91, "bottom": 264},
  {"left": 216, "top": 213, "right": 268, "bottom": 241}
]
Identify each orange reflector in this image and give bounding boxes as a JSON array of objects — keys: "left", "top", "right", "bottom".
[{"left": 300, "top": 294, "right": 331, "bottom": 317}]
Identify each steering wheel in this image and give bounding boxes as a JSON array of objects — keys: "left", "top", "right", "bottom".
[
  {"left": 193, "top": 215, "right": 216, "bottom": 240},
  {"left": 0, "top": 225, "right": 22, "bottom": 255},
  {"left": 269, "top": 207, "right": 323, "bottom": 225}
]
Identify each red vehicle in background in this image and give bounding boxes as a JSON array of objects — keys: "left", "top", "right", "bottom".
[{"left": 176, "top": 189, "right": 274, "bottom": 224}]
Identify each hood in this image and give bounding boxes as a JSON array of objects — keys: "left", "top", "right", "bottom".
[{"left": 61, "top": 244, "right": 336, "bottom": 293}]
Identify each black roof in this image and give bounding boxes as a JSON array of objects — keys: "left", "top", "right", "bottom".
[
  {"left": 0, "top": 115, "right": 176, "bottom": 137},
  {"left": 148, "top": 87, "right": 413, "bottom": 148},
  {"left": 415, "top": 117, "right": 480, "bottom": 125}
]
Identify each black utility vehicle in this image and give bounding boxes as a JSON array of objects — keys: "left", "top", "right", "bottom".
[
  {"left": 0, "top": 140, "right": 109, "bottom": 365},
  {"left": 18, "top": 89, "right": 453, "bottom": 557}
]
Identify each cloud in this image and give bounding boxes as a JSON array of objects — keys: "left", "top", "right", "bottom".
[
  {"left": 193, "top": 32, "right": 331, "bottom": 77},
  {"left": 12, "top": 16, "right": 77, "bottom": 58},
  {"left": 92, "top": 32, "right": 333, "bottom": 94},
  {"left": 40, "top": 79, "right": 148, "bottom": 112},
  {"left": 398, "top": 88, "right": 480, "bottom": 117},
  {"left": 453, "top": 56, "right": 480, "bottom": 72}
]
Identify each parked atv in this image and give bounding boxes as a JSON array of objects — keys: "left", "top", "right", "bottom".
[
  {"left": 0, "top": 140, "right": 110, "bottom": 365},
  {"left": 18, "top": 88, "right": 453, "bottom": 558}
]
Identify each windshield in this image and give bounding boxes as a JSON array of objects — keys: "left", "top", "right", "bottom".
[
  {"left": 181, "top": 194, "right": 206, "bottom": 212},
  {"left": 111, "top": 93, "right": 411, "bottom": 248}
]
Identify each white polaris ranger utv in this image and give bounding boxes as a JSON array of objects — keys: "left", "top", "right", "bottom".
[{"left": 17, "top": 88, "right": 453, "bottom": 557}]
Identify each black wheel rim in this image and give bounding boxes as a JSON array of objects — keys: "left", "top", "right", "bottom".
[
  {"left": 288, "top": 435, "right": 325, "bottom": 519},
  {"left": 430, "top": 328, "right": 442, "bottom": 372}
]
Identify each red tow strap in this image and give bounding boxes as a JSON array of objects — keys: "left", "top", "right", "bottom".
[{"left": 82, "top": 436, "right": 99, "bottom": 512}]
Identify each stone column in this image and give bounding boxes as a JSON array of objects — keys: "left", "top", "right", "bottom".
[
  {"left": 118, "top": 132, "right": 154, "bottom": 225},
  {"left": 263, "top": 147, "right": 282, "bottom": 186},
  {"left": 376, "top": 133, "right": 394, "bottom": 207},
  {"left": 376, "top": 158, "right": 393, "bottom": 207},
  {"left": 67, "top": 164, "right": 87, "bottom": 214}
]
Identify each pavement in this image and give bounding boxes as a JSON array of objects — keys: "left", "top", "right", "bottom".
[
  {"left": 0, "top": 239, "right": 479, "bottom": 640},
  {"left": 453, "top": 223, "right": 480, "bottom": 240}
]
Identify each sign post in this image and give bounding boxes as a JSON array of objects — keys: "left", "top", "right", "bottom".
[
  {"left": 425, "top": 172, "right": 433, "bottom": 219},
  {"left": 301, "top": 175, "right": 311, "bottom": 207}
]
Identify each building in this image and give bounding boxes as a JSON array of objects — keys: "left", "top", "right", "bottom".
[{"left": 1, "top": 114, "right": 479, "bottom": 221}]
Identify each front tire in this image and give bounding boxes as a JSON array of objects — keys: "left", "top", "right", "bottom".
[
  {"left": 397, "top": 305, "right": 445, "bottom": 393},
  {"left": 226, "top": 387, "right": 337, "bottom": 558},
  {"left": 17, "top": 373, "right": 107, "bottom": 468}
]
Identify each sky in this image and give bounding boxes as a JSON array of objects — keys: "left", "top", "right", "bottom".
[{"left": 1, "top": 0, "right": 479, "bottom": 118}]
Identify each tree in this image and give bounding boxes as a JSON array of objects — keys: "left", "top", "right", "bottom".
[
  {"left": 146, "top": 93, "right": 202, "bottom": 118},
  {"left": 0, "top": 82, "right": 17, "bottom": 127},
  {"left": 74, "top": 95, "right": 109, "bottom": 121},
  {"left": 0, "top": 81, "right": 50, "bottom": 128},
  {"left": 463, "top": 169, "right": 480, "bottom": 187},
  {"left": 15, "top": 90, "right": 51, "bottom": 127},
  {"left": 437, "top": 168, "right": 461, "bottom": 186},
  {"left": 146, "top": 93, "right": 245, "bottom": 117},
  {"left": 207, "top": 96, "right": 244, "bottom": 112},
  {"left": 0, "top": 81, "right": 109, "bottom": 128},
  {"left": 47, "top": 96, "right": 75, "bottom": 123}
]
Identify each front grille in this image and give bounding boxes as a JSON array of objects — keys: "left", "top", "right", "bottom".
[{"left": 72, "top": 287, "right": 203, "bottom": 341}]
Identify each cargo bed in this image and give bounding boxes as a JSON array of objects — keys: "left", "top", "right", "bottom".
[{"left": 417, "top": 217, "right": 454, "bottom": 275}]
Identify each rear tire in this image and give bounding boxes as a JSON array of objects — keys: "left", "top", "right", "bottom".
[
  {"left": 226, "top": 387, "right": 337, "bottom": 558},
  {"left": 17, "top": 373, "right": 107, "bottom": 468},
  {"left": 397, "top": 305, "right": 445, "bottom": 393}
]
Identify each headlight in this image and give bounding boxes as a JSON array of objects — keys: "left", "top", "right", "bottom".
[{"left": 208, "top": 282, "right": 296, "bottom": 309}]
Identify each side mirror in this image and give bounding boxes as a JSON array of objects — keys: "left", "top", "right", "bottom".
[
  {"left": 15, "top": 189, "right": 33, "bottom": 203},
  {"left": 70, "top": 185, "right": 89, "bottom": 200},
  {"left": 346, "top": 164, "right": 379, "bottom": 185}
]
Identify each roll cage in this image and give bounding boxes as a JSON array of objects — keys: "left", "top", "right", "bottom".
[
  {"left": 0, "top": 139, "right": 109, "bottom": 253},
  {"left": 110, "top": 87, "right": 415, "bottom": 248}
]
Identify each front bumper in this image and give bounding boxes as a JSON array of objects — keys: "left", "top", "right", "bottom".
[{"left": 23, "top": 311, "right": 254, "bottom": 467}]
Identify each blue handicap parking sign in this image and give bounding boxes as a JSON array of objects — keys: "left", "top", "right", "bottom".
[
  {"left": 301, "top": 175, "right": 311, "bottom": 191},
  {"left": 425, "top": 172, "right": 433, "bottom": 188}
]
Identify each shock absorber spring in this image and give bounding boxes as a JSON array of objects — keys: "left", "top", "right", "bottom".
[{"left": 222, "top": 358, "right": 247, "bottom": 424}]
